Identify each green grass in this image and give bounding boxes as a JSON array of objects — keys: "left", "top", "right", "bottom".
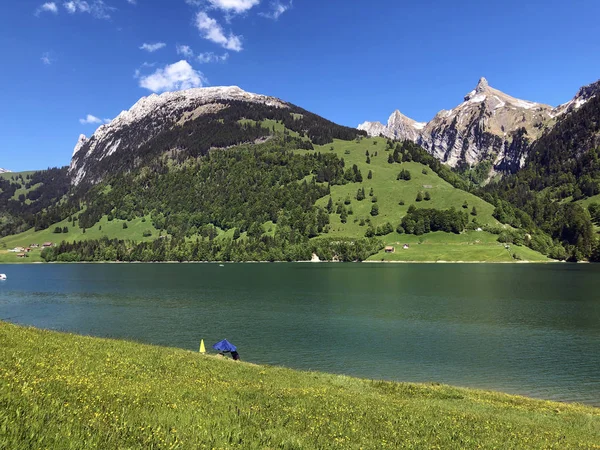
[
  {"left": 0, "top": 170, "right": 36, "bottom": 181},
  {"left": 239, "top": 118, "right": 309, "bottom": 141},
  {"left": 576, "top": 193, "right": 600, "bottom": 208},
  {"left": 367, "top": 231, "right": 551, "bottom": 262},
  {"left": 304, "top": 137, "right": 547, "bottom": 262},
  {"left": 10, "top": 182, "right": 42, "bottom": 202},
  {"left": 312, "top": 137, "right": 499, "bottom": 236},
  {"left": 574, "top": 195, "right": 600, "bottom": 234},
  {"left": 0, "top": 215, "right": 159, "bottom": 263},
  {"left": 0, "top": 171, "right": 38, "bottom": 200},
  {"left": 1, "top": 322, "right": 598, "bottom": 449}
]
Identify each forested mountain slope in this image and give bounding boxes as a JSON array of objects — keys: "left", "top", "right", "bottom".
[{"left": 480, "top": 91, "right": 600, "bottom": 260}]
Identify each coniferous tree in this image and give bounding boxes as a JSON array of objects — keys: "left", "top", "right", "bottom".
[
  {"left": 356, "top": 188, "right": 365, "bottom": 201},
  {"left": 340, "top": 208, "right": 348, "bottom": 224}
]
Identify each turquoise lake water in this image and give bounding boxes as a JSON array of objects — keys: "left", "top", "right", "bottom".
[{"left": 1, "top": 263, "right": 599, "bottom": 406}]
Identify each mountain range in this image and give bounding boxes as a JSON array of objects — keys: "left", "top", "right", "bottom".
[
  {"left": 1, "top": 76, "right": 600, "bottom": 263},
  {"left": 359, "top": 77, "right": 600, "bottom": 173}
]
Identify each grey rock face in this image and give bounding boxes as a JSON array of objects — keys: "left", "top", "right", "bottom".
[{"left": 359, "top": 78, "right": 600, "bottom": 171}]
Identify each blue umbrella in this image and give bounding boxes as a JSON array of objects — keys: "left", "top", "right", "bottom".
[{"left": 212, "top": 339, "right": 237, "bottom": 353}]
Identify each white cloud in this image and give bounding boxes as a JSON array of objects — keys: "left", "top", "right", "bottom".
[
  {"left": 260, "top": 1, "right": 291, "bottom": 20},
  {"left": 36, "top": 2, "right": 59, "bottom": 15},
  {"left": 126, "top": 0, "right": 136, "bottom": 4},
  {"left": 62, "top": 1, "right": 114, "bottom": 19},
  {"left": 176, "top": 45, "right": 194, "bottom": 58},
  {"left": 197, "top": 52, "right": 229, "bottom": 64},
  {"left": 208, "top": 0, "right": 260, "bottom": 13},
  {"left": 80, "top": 114, "right": 103, "bottom": 124},
  {"left": 186, "top": 0, "right": 260, "bottom": 14},
  {"left": 195, "top": 11, "right": 242, "bottom": 52},
  {"left": 140, "top": 42, "right": 167, "bottom": 52},
  {"left": 41, "top": 52, "right": 53, "bottom": 65},
  {"left": 139, "top": 60, "right": 206, "bottom": 93}
]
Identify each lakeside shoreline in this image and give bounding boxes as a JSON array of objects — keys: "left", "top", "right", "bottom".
[
  {"left": 0, "top": 321, "right": 593, "bottom": 407},
  {"left": 0, "top": 259, "right": 567, "bottom": 265}
]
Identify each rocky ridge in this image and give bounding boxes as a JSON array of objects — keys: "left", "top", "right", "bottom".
[
  {"left": 359, "top": 78, "right": 600, "bottom": 171},
  {"left": 69, "top": 86, "right": 289, "bottom": 185}
]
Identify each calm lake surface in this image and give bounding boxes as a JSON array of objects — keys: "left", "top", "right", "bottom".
[{"left": 1, "top": 263, "right": 599, "bottom": 406}]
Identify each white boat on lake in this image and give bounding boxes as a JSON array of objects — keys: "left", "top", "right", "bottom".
[{"left": 0, "top": 274, "right": 6, "bottom": 280}]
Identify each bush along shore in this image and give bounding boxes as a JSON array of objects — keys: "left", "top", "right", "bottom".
[{"left": 1, "top": 322, "right": 599, "bottom": 449}]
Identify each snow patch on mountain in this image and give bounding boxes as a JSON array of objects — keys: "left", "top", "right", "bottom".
[{"left": 0, "top": 168, "right": 11, "bottom": 174}]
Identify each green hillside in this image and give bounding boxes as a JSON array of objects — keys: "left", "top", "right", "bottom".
[
  {"left": 309, "top": 137, "right": 547, "bottom": 262},
  {"left": 314, "top": 140, "right": 497, "bottom": 233},
  {"left": 1, "top": 322, "right": 598, "bottom": 449},
  {"left": 367, "top": 231, "right": 550, "bottom": 262},
  {"left": 0, "top": 170, "right": 37, "bottom": 181},
  {"left": 0, "top": 171, "right": 38, "bottom": 201},
  {"left": 0, "top": 215, "right": 160, "bottom": 263},
  {"left": 0, "top": 134, "right": 550, "bottom": 263}
]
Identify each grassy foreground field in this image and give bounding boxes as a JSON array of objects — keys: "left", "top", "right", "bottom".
[{"left": 1, "top": 323, "right": 598, "bottom": 449}]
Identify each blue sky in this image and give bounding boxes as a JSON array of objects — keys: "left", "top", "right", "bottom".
[{"left": 1, "top": 0, "right": 600, "bottom": 171}]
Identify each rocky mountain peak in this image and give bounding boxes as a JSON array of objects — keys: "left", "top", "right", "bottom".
[
  {"left": 575, "top": 79, "right": 600, "bottom": 100},
  {"left": 358, "top": 109, "right": 426, "bottom": 141},
  {"left": 475, "top": 77, "right": 489, "bottom": 93},
  {"left": 72, "top": 134, "right": 88, "bottom": 157},
  {"left": 0, "top": 168, "right": 11, "bottom": 174},
  {"left": 464, "top": 77, "right": 491, "bottom": 101}
]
